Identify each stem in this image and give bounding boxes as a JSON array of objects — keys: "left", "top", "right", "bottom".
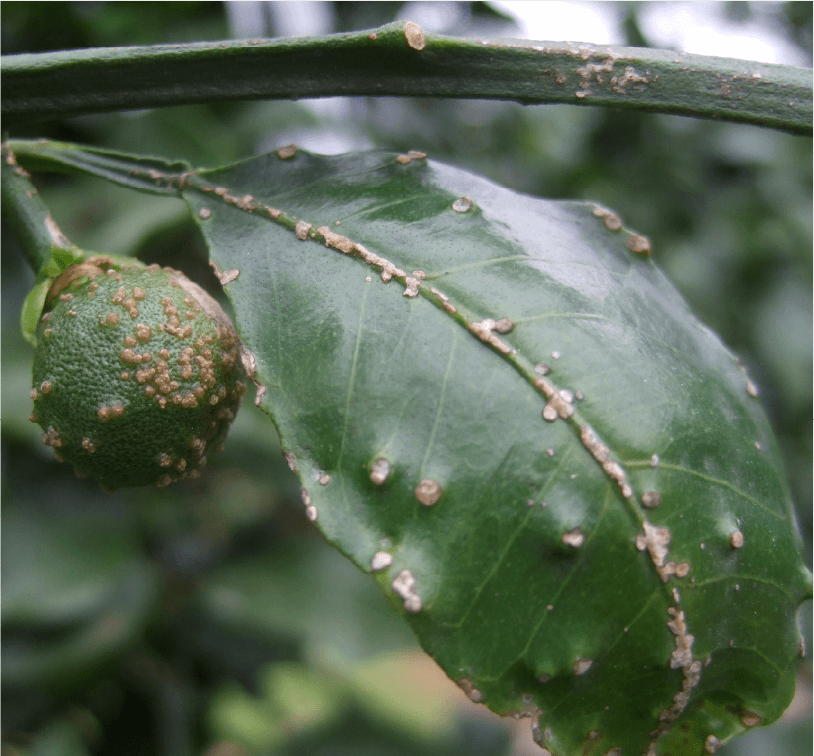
[
  {"left": 2, "top": 21, "right": 811, "bottom": 135},
  {"left": 1, "top": 145, "right": 77, "bottom": 274}
]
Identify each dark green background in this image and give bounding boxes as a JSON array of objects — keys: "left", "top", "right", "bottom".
[{"left": 2, "top": 3, "right": 810, "bottom": 755}]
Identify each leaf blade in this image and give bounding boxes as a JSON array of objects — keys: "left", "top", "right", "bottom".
[{"left": 181, "top": 148, "right": 809, "bottom": 754}]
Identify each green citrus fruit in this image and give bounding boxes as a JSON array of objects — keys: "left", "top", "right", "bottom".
[{"left": 30, "top": 258, "right": 246, "bottom": 490}]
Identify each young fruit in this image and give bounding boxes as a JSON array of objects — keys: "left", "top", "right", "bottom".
[{"left": 30, "top": 257, "right": 246, "bottom": 490}]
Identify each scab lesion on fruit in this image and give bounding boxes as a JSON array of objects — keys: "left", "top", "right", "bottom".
[
  {"left": 31, "top": 263, "right": 246, "bottom": 489},
  {"left": 42, "top": 426, "right": 63, "bottom": 448}
]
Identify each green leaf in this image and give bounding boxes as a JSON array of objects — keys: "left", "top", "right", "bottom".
[
  {"left": 186, "top": 148, "right": 809, "bottom": 755},
  {"left": 7, "top": 141, "right": 811, "bottom": 754},
  {"left": 2, "top": 22, "right": 811, "bottom": 134},
  {"left": 2, "top": 503, "right": 160, "bottom": 692}
]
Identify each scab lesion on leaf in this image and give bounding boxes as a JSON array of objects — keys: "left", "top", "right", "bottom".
[
  {"left": 370, "top": 457, "right": 391, "bottom": 485},
  {"left": 370, "top": 551, "right": 393, "bottom": 572},
  {"left": 391, "top": 568, "right": 422, "bottom": 613}
]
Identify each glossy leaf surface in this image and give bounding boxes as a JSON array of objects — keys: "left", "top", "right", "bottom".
[
  {"left": 184, "top": 148, "right": 809, "bottom": 755},
  {"left": 10, "top": 141, "right": 811, "bottom": 755}
]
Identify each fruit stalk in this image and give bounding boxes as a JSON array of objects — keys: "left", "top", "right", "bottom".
[{"left": 1, "top": 144, "right": 78, "bottom": 275}]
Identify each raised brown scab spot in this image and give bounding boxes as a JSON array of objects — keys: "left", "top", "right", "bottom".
[
  {"left": 277, "top": 143, "right": 297, "bottom": 159},
  {"left": 136, "top": 323, "right": 152, "bottom": 342},
  {"left": 392, "top": 568, "right": 423, "bottom": 613},
  {"left": 40, "top": 380, "right": 53, "bottom": 394},
  {"left": 562, "top": 527, "right": 585, "bottom": 548},
  {"left": 396, "top": 154, "right": 412, "bottom": 164},
  {"left": 403, "top": 276, "right": 420, "bottom": 298},
  {"left": 42, "top": 426, "right": 63, "bottom": 448},
  {"left": 415, "top": 479, "right": 442, "bottom": 506},
  {"left": 452, "top": 196, "right": 473, "bottom": 213},
  {"left": 542, "top": 389, "right": 574, "bottom": 422},
  {"left": 666, "top": 608, "right": 695, "bottom": 669},
  {"left": 611, "top": 65, "right": 650, "bottom": 93},
  {"left": 579, "top": 424, "right": 632, "bottom": 497},
  {"left": 208, "top": 262, "right": 240, "bottom": 286},
  {"left": 317, "top": 226, "right": 355, "bottom": 254},
  {"left": 467, "top": 319, "right": 512, "bottom": 355},
  {"left": 370, "top": 457, "right": 391, "bottom": 485},
  {"left": 636, "top": 521, "right": 671, "bottom": 569},
  {"left": 430, "top": 287, "right": 447, "bottom": 301},
  {"left": 661, "top": 561, "right": 691, "bottom": 581},
  {"left": 626, "top": 234, "right": 652, "bottom": 255},
  {"left": 370, "top": 551, "right": 393, "bottom": 572},
  {"left": 746, "top": 379, "right": 758, "bottom": 397},
  {"left": 739, "top": 711, "right": 761, "bottom": 728},
  {"left": 81, "top": 438, "right": 97, "bottom": 454},
  {"left": 295, "top": 220, "right": 312, "bottom": 240},
  {"left": 407, "top": 150, "right": 427, "bottom": 160},
  {"left": 120, "top": 348, "right": 140, "bottom": 365},
  {"left": 319, "top": 474, "right": 330, "bottom": 486},
  {"left": 98, "top": 406, "right": 111, "bottom": 422},
  {"left": 404, "top": 21, "right": 425, "bottom": 50},
  {"left": 604, "top": 214, "right": 622, "bottom": 231},
  {"left": 456, "top": 679, "right": 484, "bottom": 703},
  {"left": 704, "top": 734, "right": 722, "bottom": 753},
  {"left": 198, "top": 208, "right": 211, "bottom": 220},
  {"left": 494, "top": 318, "right": 513, "bottom": 333},
  {"left": 59, "top": 293, "right": 73, "bottom": 302},
  {"left": 730, "top": 530, "right": 744, "bottom": 549},
  {"left": 573, "top": 658, "right": 593, "bottom": 675},
  {"left": 641, "top": 490, "right": 661, "bottom": 509}
]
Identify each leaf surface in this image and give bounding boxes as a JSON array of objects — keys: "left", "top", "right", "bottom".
[
  {"left": 183, "top": 148, "right": 809, "bottom": 755},
  {"left": 10, "top": 141, "right": 812, "bottom": 754}
]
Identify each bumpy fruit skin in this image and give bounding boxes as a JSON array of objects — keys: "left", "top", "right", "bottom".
[{"left": 31, "top": 260, "right": 246, "bottom": 490}]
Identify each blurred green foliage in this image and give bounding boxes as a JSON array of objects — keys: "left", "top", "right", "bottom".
[{"left": 2, "top": 3, "right": 810, "bottom": 755}]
